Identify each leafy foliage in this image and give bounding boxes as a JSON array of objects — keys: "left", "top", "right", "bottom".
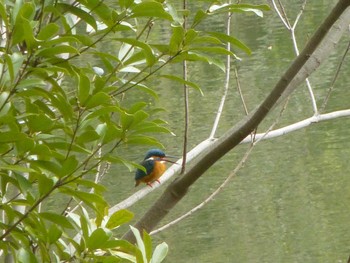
[{"left": 0, "top": 0, "right": 268, "bottom": 261}]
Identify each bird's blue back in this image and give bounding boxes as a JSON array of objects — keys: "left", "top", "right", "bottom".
[{"left": 135, "top": 159, "right": 155, "bottom": 180}]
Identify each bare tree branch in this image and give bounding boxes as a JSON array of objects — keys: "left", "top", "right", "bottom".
[{"left": 209, "top": 7, "right": 233, "bottom": 139}]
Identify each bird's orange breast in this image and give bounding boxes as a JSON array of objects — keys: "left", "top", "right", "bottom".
[
  {"left": 149, "top": 161, "right": 166, "bottom": 180},
  {"left": 135, "top": 160, "right": 166, "bottom": 186}
]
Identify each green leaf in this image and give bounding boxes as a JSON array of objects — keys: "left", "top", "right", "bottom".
[
  {"left": 130, "top": 2, "right": 172, "bottom": 20},
  {"left": 42, "top": 35, "right": 90, "bottom": 47},
  {"left": 0, "top": 2, "right": 9, "bottom": 29},
  {"left": 169, "top": 25, "right": 184, "bottom": 55},
  {"left": 0, "top": 132, "right": 27, "bottom": 143},
  {"left": 122, "top": 51, "right": 147, "bottom": 68},
  {"left": 103, "top": 155, "right": 139, "bottom": 172},
  {"left": 165, "top": 2, "right": 183, "bottom": 25},
  {"left": 129, "top": 102, "right": 147, "bottom": 113},
  {"left": 77, "top": 73, "right": 91, "bottom": 105},
  {"left": 191, "top": 36, "right": 222, "bottom": 45},
  {"left": 17, "top": 247, "right": 38, "bottom": 263},
  {"left": 58, "top": 156, "right": 79, "bottom": 177},
  {"left": 102, "top": 123, "right": 123, "bottom": 144},
  {"left": 76, "top": 0, "right": 112, "bottom": 25},
  {"left": 150, "top": 44, "right": 169, "bottom": 54},
  {"left": 15, "top": 137, "right": 35, "bottom": 156},
  {"left": 83, "top": 106, "right": 122, "bottom": 121},
  {"left": 4, "top": 54, "right": 15, "bottom": 82},
  {"left": 120, "top": 111, "right": 134, "bottom": 131},
  {"left": 14, "top": 173, "right": 32, "bottom": 194},
  {"left": 36, "top": 45, "right": 79, "bottom": 57},
  {"left": 0, "top": 165, "right": 35, "bottom": 173},
  {"left": 133, "top": 111, "right": 149, "bottom": 125},
  {"left": 4, "top": 53, "right": 24, "bottom": 83},
  {"left": 17, "top": 78, "right": 47, "bottom": 90},
  {"left": 132, "top": 82, "right": 158, "bottom": 98},
  {"left": 76, "top": 129, "right": 101, "bottom": 145},
  {"left": 143, "top": 230, "right": 152, "bottom": 262},
  {"left": 50, "top": 93, "right": 74, "bottom": 121},
  {"left": 114, "top": 38, "right": 156, "bottom": 66},
  {"left": 11, "top": 3, "right": 36, "bottom": 49},
  {"left": 61, "top": 189, "right": 108, "bottom": 209},
  {"left": 85, "top": 92, "right": 111, "bottom": 109},
  {"left": 37, "top": 23, "right": 60, "bottom": 40},
  {"left": 56, "top": 3, "right": 97, "bottom": 30},
  {"left": 189, "top": 46, "right": 234, "bottom": 56},
  {"left": 191, "top": 9, "right": 207, "bottom": 28},
  {"left": 33, "top": 99, "right": 56, "bottom": 119},
  {"left": 126, "top": 135, "right": 163, "bottom": 148},
  {"left": 160, "top": 75, "right": 203, "bottom": 95},
  {"left": 209, "top": 3, "right": 270, "bottom": 17},
  {"left": 118, "top": 42, "right": 134, "bottom": 62},
  {"left": 106, "top": 210, "right": 134, "bottom": 230},
  {"left": 131, "top": 122, "right": 171, "bottom": 135},
  {"left": 207, "top": 31, "right": 251, "bottom": 55},
  {"left": 30, "top": 144, "right": 52, "bottom": 158},
  {"left": 119, "top": 0, "right": 134, "bottom": 9},
  {"left": 150, "top": 242, "right": 168, "bottom": 263},
  {"left": 27, "top": 114, "right": 54, "bottom": 132},
  {"left": 48, "top": 224, "right": 62, "bottom": 244},
  {"left": 130, "top": 226, "right": 147, "bottom": 263},
  {"left": 86, "top": 228, "right": 112, "bottom": 250},
  {"left": 183, "top": 29, "right": 198, "bottom": 47},
  {"left": 175, "top": 51, "right": 225, "bottom": 71},
  {"left": 39, "top": 212, "right": 74, "bottom": 229},
  {"left": 74, "top": 178, "right": 106, "bottom": 193},
  {"left": 120, "top": 65, "right": 140, "bottom": 73},
  {"left": 34, "top": 160, "right": 62, "bottom": 176},
  {"left": 36, "top": 173, "right": 55, "bottom": 196},
  {"left": 78, "top": 207, "right": 90, "bottom": 242}
]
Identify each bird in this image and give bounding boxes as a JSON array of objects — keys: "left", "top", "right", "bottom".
[{"left": 134, "top": 149, "right": 176, "bottom": 187}]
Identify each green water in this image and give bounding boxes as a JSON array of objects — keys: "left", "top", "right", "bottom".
[{"left": 104, "top": 1, "right": 350, "bottom": 262}]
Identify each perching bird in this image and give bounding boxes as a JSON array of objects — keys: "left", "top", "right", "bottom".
[{"left": 134, "top": 149, "right": 176, "bottom": 187}]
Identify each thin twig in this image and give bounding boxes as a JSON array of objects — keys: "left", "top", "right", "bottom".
[
  {"left": 235, "top": 67, "right": 249, "bottom": 115},
  {"left": 320, "top": 39, "right": 350, "bottom": 112},
  {"left": 209, "top": 8, "right": 232, "bottom": 139},
  {"left": 105, "top": 18, "right": 154, "bottom": 84},
  {"left": 181, "top": 0, "right": 189, "bottom": 174},
  {"left": 272, "top": 0, "right": 318, "bottom": 114}
]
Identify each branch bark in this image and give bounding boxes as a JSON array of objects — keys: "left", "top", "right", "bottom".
[{"left": 122, "top": 0, "right": 350, "bottom": 242}]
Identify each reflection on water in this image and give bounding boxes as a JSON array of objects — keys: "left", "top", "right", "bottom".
[{"left": 103, "top": 1, "right": 350, "bottom": 262}]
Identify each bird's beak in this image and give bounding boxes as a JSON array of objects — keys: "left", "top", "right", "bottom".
[{"left": 163, "top": 155, "right": 178, "bottom": 164}]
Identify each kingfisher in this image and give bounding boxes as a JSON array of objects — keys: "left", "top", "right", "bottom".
[{"left": 135, "top": 149, "right": 176, "bottom": 187}]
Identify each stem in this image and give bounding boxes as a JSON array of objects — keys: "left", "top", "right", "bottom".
[
  {"left": 209, "top": 8, "right": 232, "bottom": 139},
  {"left": 235, "top": 68, "right": 248, "bottom": 115},
  {"left": 181, "top": 0, "right": 189, "bottom": 174},
  {"left": 272, "top": 0, "right": 318, "bottom": 114},
  {"left": 105, "top": 18, "right": 154, "bottom": 84},
  {"left": 65, "top": 109, "right": 83, "bottom": 159},
  {"left": 113, "top": 52, "right": 181, "bottom": 96},
  {"left": 320, "top": 39, "right": 350, "bottom": 112}
]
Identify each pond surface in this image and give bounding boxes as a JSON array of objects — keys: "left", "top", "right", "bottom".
[{"left": 104, "top": 1, "right": 350, "bottom": 262}]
